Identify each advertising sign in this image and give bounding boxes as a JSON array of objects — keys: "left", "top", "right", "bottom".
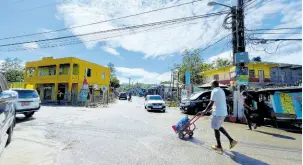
[{"left": 272, "top": 92, "right": 302, "bottom": 119}]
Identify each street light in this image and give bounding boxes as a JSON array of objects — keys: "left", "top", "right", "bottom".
[{"left": 207, "top": 1, "right": 232, "bottom": 9}]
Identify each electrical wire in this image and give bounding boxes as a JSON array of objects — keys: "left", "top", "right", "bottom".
[
  {"left": 200, "top": 34, "right": 231, "bottom": 52},
  {"left": 245, "top": 27, "right": 302, "bottom": 31},
  {"left": 0, "top": 19, "right": 206, "bottom": 51},
  {"left": 0, "top": 0, "right": 207, "bottom": 41},
  {"left": 248, "top": 32, "right": 302, "bottom": 35},
  {"left": 0, "top": 11, "right": 228, "bottom": 48}
]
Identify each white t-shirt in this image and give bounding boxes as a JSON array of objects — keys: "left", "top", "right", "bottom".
[{"left": 210, "top": 87, "right": 227, "bottom": 116}]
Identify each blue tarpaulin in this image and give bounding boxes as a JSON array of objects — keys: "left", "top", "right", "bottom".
[{"left": 176, "top": 116, "right": 189, "bottom": 131}]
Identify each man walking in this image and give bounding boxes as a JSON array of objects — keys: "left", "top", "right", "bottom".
[{"left": 201, "top": 80, "right": 237, "bottom": 153}]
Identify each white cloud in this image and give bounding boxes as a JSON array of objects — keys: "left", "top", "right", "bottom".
[
  {"left": 208, "top": 51, "right": 232, "bottom": 63},
  {"left": 56, "top": 0, "right": 302, "bottom": 63},
  {"left": 38, "top": 28, "right": 58, "bottom": 39},
  {"left": 56, "top": 0, "right": 228, "bottom": 58},
  {"left": 116, "top": 67, "right": 171, "bottom": 84},
  {"left": 102, "top": 46, "right": 120, "bottom": 56},
  {"left": 23, "top": 42, "right": 39, "bottom": 49}
]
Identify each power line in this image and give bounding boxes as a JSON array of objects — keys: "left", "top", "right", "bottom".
[
  {"left": 245, "top": 27, "right": 302, "bottom": 31},
  {"left": 0, "top": 11, "right": 228, "bottom": 48},
  {"left": 249, "top": 38, "right": 302, "bottom": 41},
  {"left": 0, "top": 0, "right": 206, "bottom": 41},
  {"left": 200, "top": 34, "right": 231, "bottom": 52},
  {"left": 248, "top": 32, "right": 302, "bottom": 35},
  {"left": 0, "top": 19, "right": 205, "bottom": 51}
]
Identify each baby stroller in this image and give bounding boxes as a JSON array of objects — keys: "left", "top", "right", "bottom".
[{"left": 172, "top": 112, "right": 204, "bottom": 139}]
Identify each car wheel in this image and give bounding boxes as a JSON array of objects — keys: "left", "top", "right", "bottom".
[
  {"left": 25, "top": 112, "right": 35, "bottom": 118},
  {"left": 162, "top": 109, "right": 166, "bottom": 113},
  {"left": 6, "top": 125, "right": 13, "bottom": 146}
]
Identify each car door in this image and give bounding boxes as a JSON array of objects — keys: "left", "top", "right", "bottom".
[{"left": 200, "top": 91, "right": 211, "bottom": 110}]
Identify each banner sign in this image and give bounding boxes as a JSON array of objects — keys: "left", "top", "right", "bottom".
[
  {"left": 185, "top": 71, "right": 190, "bottom": 85},
  {"left": 272, "top": 92, "right": 302, "bottom": 119}
]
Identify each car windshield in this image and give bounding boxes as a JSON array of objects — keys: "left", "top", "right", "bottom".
[
  {"left": 148, "top": 96, "right": 162, "bottom": 100},
  {"left": 15, "top": 90, "right": 39, "bottom": 99},
  {"left": 189, "top": 92, "right": 203, "bottom": 100}
]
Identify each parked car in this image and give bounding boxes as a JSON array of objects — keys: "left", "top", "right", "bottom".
[
  {"left": 0, "top": 73, "right": 16, "bottom": 153},
  {"left": 118, "top": 92, "right": 128, "bottom": 100},
  {"left": 144, "top": 95, "right": 166, "bottom": 112},
  {"left": 11, "top": 89, "right": 41, "bottom": 118},
  {"left": 180, "top": 89, "right": 232, "bottom": 115}
]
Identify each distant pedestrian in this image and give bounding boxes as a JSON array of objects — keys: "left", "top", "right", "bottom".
[
  {"left": 200, "top": 80, "right": 237, "bottom": 153},
  {"left": 242, "top": 91, "right": 258, "bottom": 130},
  {"left": 57, "top": 90, "right": 63, "bottom": 105}
]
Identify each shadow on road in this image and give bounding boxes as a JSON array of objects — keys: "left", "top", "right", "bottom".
[
  {"left": 185, "top": 137, "right": 205, "bottom": 146},
  {"left": 225, "top": 151, "right": 270, "bottom": 165},
  {"left": 16, "top": 117, "right": 36, "bottom": 124},
  {"left": 255, "top": 130, "right": 296, "bottom": 140}
]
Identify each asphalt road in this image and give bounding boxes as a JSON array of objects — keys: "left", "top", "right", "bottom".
[{"left": 0, "top": 97, "right": 301, "bottom": 165}]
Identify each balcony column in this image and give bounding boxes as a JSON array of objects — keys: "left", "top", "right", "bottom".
[
  {"left": 56, "top": 64, "right": 59, "bottom": 77},
  {"left": 54, "top": 83, "right": 58, "bottom": 101}
]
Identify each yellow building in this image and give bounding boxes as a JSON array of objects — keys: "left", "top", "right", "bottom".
[
  {"left": 200, "top": 62, "right": 278, "bottom": 86},
  {"left": 24, "top": 57, "right": 110, "bottom": 101}
]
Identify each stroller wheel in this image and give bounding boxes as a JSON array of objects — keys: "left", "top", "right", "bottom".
[
  {"left": 189, "top": 131, "right": 194, "bottom": 138},
  {"left": 178, "top": 132, "right": 185, "bottom": 139}
]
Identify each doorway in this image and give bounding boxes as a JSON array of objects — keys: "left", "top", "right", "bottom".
[{"left": 258, "top": 70, "right": 264, "bottom": 83}]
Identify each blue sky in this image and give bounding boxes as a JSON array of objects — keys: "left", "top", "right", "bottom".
[{"left": 0, "top": 0, "right": 301, "bottom": 84}]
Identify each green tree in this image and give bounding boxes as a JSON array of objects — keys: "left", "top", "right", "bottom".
[
  {"left": 212, "top": 57, "right": 232, "bottom": 69},
  {"left": 0, "top": 58, "right": 24, "bottom": 83},
  {"left": 174, "top": 49, "right": 213, "bottom": 85},
  {"left": 110, "top": 77, "right": 120, "bottom": 88},
  {"left": 107, "top": 62, "right": 116, "bottom": 78},
  {"left": 160, "top": 81, "right": 171, "bottom": 85},
  {"left": 107, "top": 62, "right": 121, "bottom": 89},
  {"left": 252, "top": 56, "right": 261, "bottom": 62}
]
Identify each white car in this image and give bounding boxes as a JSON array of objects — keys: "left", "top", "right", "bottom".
[
  {"left": 12, "top": 89, "right": 41, "bottom": 118},
  {"left": 144, "top": 95, "right": 166, "bottom": 112}
]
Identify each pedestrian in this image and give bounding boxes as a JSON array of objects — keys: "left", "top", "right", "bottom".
[
  {"left": 57, "top": 90, "right": 63, "bottom": 105},
  {"left": 242, "top": 91, "right": 258, "bottom": 130},
  {"left": 200, "top": 80, "right": 237, "bottom": 153}
]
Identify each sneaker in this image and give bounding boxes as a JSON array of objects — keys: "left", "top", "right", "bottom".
[
  {"left": 229, "top": 140, "right": 238, "bottom": 149},
  {"left": 254, "top": 124, "right": 258, "bottom": 130},
  {"left": 211, "top": 145, "right": 223, "bottom": 154}
]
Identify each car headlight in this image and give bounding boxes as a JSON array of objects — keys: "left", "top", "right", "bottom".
[
  {"left": 147, "top": 103, "right": 153, "bottom": 106},
  {"left": 184, "top": 102, "right": 190, "bottom": 106}
]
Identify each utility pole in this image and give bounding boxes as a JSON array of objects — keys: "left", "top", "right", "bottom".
[
  {"left": 128, "top": 78, "right": 131, "bottom": 88},
  {"left": 169, "top": 69, "right": 173, "bottom": 104},
  {"left": 172, "top": 72, "right": 175, "bottom": 101},
  {"left": 237, "top": 0, "right": 245, "bottom": 53},
  {"left": 177, "top": 71, "right": 180, "bottom": 102},
  {"left": 231, "top": 6, "right": 237, "bottom": 65}
]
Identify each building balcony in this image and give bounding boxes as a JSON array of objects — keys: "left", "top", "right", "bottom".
[
  {"left": 71, "top": 75, "right": 79, "bottom": 82},
  {"left": 57, "top": 75, "right": 70, "bottom": 82},
  {"left": 25, "top": 75, "right": 57, "bottom": 84}
]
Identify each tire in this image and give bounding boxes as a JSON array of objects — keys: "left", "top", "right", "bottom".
[
  {"left": 25, "top": 112, "right": 35, "bottom": 118},
  {"left": 6, "top": 125, "right": 13, "bottom": 146},
  {"left": 162, "top": 109, "right": 166, "bottom": 113},
  {"left": 178, "top": 132, "right": 185, "bottom": 139},
  {"left": 189, "top": 131, "right": 194, "bottom": 138}
]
